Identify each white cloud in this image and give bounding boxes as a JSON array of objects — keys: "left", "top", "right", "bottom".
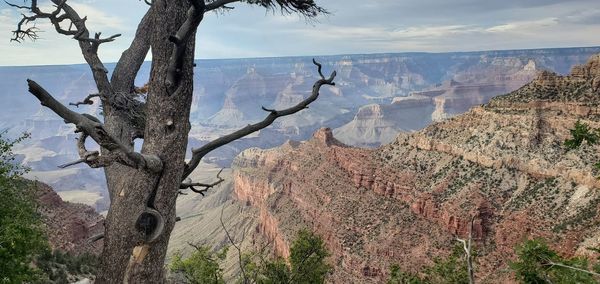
[
  {"left": 68, "top": 3, "right": 124, "bottom": 31},
  {"left": 1, "top": 0, "right": 600, "bottom": 65},
  {"left": 486, "top": 18, "right": 559, "bottom": 33}
]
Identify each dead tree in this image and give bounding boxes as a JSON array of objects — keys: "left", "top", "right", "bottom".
[
  {"left": 456, "top": 216, "right": 476, "bottom": 284},
  {"left": 8, "top": 0, "right": 332, "bottom": 283}
]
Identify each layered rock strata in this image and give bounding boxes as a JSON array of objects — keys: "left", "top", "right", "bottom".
[{"left": 232, "top": 55, "right": 600, "bottom": 282}]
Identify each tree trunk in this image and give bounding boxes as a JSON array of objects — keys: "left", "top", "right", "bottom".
[
  {"left": 12, "top": 0, "right": 328, "bottom": 282},
  {"left": 96, "top": 1, "right": 195, "bottom": 282}
]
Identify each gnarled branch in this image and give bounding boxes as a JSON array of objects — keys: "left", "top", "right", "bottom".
[
  {"left": 8, "top": 0, "right": 115, "bottom": 96},
  {"left": 27, "top": 79, "right": 162, "bottom": 173},
  {"left": 182, "top": 59, "right": 336, "bottom": 179}
]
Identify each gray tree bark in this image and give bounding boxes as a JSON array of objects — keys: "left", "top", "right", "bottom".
[{"left": 9, "top": 0, "right": 330, "bottom": 283}]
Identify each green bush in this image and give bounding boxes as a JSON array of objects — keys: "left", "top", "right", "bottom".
[
  {"left": 0, "top": 133, "right": 49, "bottom": 284},
  {"left": 510, "top": 239, "right": 597, "bottom": 284},
  {"left": 387, "top": 264, "right": 424, "bottom": 284},
  {"left": 36, "top": 250, "right": 99, "bottom": 283},
  {"left": 170, "top": 245, "right": 228, "bottom": 284},
  {"left": 564, "top": 120, "right": 599, "bottom": 150},
  {"left": 424, "top": 245, "right": 470, "bottom": 284},
  {"left": 172, "top": 229, "right": 331, "bottom": 284},
  {"left": 387, "top": 245, "right": 471, "bottom": 284},
  {"left": 289, "top": 229, "right": 331, "bottom": 284}
]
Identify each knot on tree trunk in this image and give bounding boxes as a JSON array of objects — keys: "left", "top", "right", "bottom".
[{"left": 135, "top": 207, "right": 165, "bottom": 243}]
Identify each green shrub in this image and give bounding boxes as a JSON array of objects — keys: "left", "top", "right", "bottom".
[
  {"left": 172, "top": 229, "right": 331, "bottom": 284},
  {"left": 289, "top": 229, "right": 331, "bottom": 284},
  {"left": 0, "top": 133, "right": 49, "bottom": 284},
  {"left": 564, "top": 120, "right": 599, "bottom": 150},
  {"left": 170, "top": 245, "right": 228, "bottom": 284},
  {"left": 510, "top": 239, "right": 597, "bottom": 284},
  {"left": 387, "top": 264, "right": 424, "bottom": 284}
]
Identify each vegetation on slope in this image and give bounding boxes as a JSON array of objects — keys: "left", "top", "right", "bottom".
[
  {"left": 387, "top": 238, "right": 600, "bottom": 284},
  {"left": 170, "top": 229, "right": 330, "bottom": 284},
  {"left": 0, "top": 133, "right": 48, "bottom": 283},
  {"left": 0, "top": 132, "right": 98, "bottom": 283}
]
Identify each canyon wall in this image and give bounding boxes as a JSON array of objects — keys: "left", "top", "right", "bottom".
[
  {"left": 35, "top": 181, "right": 104, "bottom": 255},
  {"left": 5, "top": 48, "right": 600, "bottom": 213},
  {"left": 232, "top": 55, "right": 600, "bottom": 282}
]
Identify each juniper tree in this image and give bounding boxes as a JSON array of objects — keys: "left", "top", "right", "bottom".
[{"left": 7, "top": 0, "right": 334, "bottom": 282}]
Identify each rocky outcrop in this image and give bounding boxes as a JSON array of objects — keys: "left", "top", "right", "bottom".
[
  {"left": 232, "top": 55, "right": 600, "bottom": 283},
  {"left": 35, "top": 182, "right": 104, "bottom": 255},
  {"left": 334, "top": 97, "right": 435, "bottom": 147}
]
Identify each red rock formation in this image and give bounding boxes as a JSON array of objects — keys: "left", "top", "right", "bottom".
[
  {"left": 232, "top": 55, "right": 600, "bottom": 283},
  {"left": 35, "top": 182, "right": 104, "bottom": 255}
]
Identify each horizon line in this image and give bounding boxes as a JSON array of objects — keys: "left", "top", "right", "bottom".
[{"left": 2, "top": 45, "right": 600, "bottom": 68}]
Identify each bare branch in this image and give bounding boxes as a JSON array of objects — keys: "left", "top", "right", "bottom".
[
  {"left": 58, "top": 132, "right": 128, "bottom": 169},
  {"left": 4, "top": 1, "right": 31, "bottom": 10},
  {"left": 27, "top": 79, "right": 162, "bottom": 173},
  {"left": 69, "top": 94, "right": 100, "bottom": 107},
  {"left": 182, "top": 59, "right": 336, "bottom": 179},
  {"left": 456, "top": 215, "right": 476, "bottom": 284},
  {"left": 220, "top": 205, "right": 249, "bottom": 283},
  {"left": 8, "top": 0, "right": 114, "bottom": 95},
  {"left": 180, "top": 168, "right": 224, "bottom": 196},
  {"left": 544, "top": 260, "right": 600, "bottom": 276},
  {"left": 78, "top": 32, "right": 122, "bottom": 54}
]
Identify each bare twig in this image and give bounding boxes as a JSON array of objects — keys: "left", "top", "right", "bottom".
[
  {"left": 543, "top": 259, "right": 600, "bottom": 276},
  {"left": 182, "top": 59, "right": 336, "bottom": 179},
  {"left": 89, "top": 233, "right": 104, "bottom": 243},
  {"left": 179, "top": 168, "right": 225, "bottom": 196},
  {"left": 8, "top": 0, "right": 114, "bottom": 95},
  {"left": 220, "top": 205, "right": 249, "bottom": 283}
]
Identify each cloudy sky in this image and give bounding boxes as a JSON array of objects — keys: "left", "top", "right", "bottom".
[{"left": 1, "top": 0, "right": 600, "bottom": 65}]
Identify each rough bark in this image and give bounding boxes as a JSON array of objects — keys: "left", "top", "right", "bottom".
[
  {"left": 97, "top": 1, "right": 195, "bottom": 282},
  {"left": 10, "top": 0, "right": 329, "bottom": 283}
]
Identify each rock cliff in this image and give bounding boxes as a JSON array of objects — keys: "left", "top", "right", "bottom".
[
  {"left": 35, "top": 181, "right": 104, "bottom": 255},
  {"left": 232, "top": 55, "right": 600, "bottom": 282}
]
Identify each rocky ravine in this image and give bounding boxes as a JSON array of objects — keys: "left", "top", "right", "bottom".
[
  {"left": 35, "top": 181, "right": 104, "bottom": 255},
  {"left": 231, "top": 55, "right": 600, "bottom": 283}
]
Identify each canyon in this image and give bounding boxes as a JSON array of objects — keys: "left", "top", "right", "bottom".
[
  {"left": 230, "top": 54, "right": 600, "bottom": 282},
  {"left": 3, "top": 47, "right": 599, "bottom": 212},
  {"left": 34, "top": 181, "right": 104, "bottom": 255}
]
